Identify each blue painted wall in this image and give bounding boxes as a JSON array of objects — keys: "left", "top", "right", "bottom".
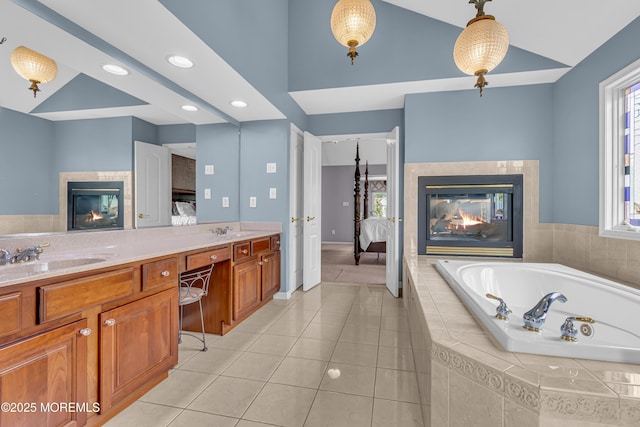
[
  {"left": 196, "top": 123, "right": 241, "bottom": 222},
  {"left": 0, "top": 108, "right": 54, "bottom": 214},
  {"left": 239, "top": 120, "right": 290, "bottom": 292},
  {"left": 553, "top": 16, "right": 640, "bottom": 226},
  {"left": 404, "top": 84, "right": 555, "bottom": 223},
  {"left": 159, "top": 124, "right": 196, "bottom": 144}
]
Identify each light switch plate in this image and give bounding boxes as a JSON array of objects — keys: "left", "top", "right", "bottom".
[
  {"left": 269, "top": 187, "right": 277, "bottom": 199},
  {"left": 249, "top": 196, "right": 257, "bottom": 208},
  {"left": 266, "top": 163, "right": 276, "bottom": 173},
  {"left": 204, "top": 188, "right": 211, "bottom": 199},
  {"left": 205, "top": 165, "right": 214, "bottom": 175},
  {"left": 343, "top": 201, "right": 349, "bottom": 207},
  {"left": 222, "top": 196, "right": 229, "bottom": 207}
]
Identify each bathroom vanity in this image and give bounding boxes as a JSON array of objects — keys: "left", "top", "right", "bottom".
[{"left": 0, "top": 224, "right": 281, "bottom": 426}]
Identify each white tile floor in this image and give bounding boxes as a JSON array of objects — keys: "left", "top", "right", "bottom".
[{"left": 105, "top": 283, "right": 424, "bottom": 427}]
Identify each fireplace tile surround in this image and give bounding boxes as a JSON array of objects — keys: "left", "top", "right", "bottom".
[{"left": 404, "top": 160, "right": 640, "bottom": 426}]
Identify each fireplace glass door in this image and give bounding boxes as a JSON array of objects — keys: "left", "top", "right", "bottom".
[
  {"left": 67, "top": 182, "right": 124, "bottom": 231},
  {"left": 418, "top": 175, "right": 523, "bottom": 257},
  {"left": 428, "top": 191, "right": 511, "bottom": 242}
]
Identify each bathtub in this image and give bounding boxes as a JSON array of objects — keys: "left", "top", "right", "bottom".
[{"left": 435, "top": 260, "right": 640, "bottom": 364}]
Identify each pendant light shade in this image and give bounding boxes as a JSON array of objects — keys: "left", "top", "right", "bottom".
[
  {"left": 10, "top": 46, "right": 58, "bottom": 97},
  {"left": 453, "top": 0, "right": 508, "bottom": 96},
  {"left": 330, "top": 0, "right": 376, "bottom": 65}
]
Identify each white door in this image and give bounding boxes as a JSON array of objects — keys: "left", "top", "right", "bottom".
[
  {"left": 289, "top": 125, "right": 304, "bottom": 294},
  {"left": 303, "top": 131, "right": 322, "bottom": 291},
  {"left": 385, "top": 127, "right": 400, "bottom": 297},
  {"left": 134, "top": 140, "right": 171, "bottom": 228}
]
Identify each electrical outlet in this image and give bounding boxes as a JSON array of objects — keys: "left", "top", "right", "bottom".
[
  {"left": 222, "top": 196, "right": 229, "bottom": 207},
  {"left": 266, "top": 163, "right": 277, "bottom": 173},
  {"left": 343, "top": 201, "right": 349, "bottom": 207},
  {"left": 205, "top": 165, "right": 214, "bottom": 175},
  {"left": 249, "top": 196, "right": 257, "bottom": 208},
  {"left": 269, "top": 187, "right": 277, "bottom": 199},
  {"left": 204, "top": 188, "right": 211, "bottom": 199},
  {"left": 331, "top": 229, "right": 336, "bottom": 235}
]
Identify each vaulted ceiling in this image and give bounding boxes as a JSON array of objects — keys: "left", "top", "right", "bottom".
[{"left": 1, "top": 0, "right": 639, "bottom": 126}]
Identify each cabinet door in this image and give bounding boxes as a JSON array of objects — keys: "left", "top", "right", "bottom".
[
  {"left": 100, "top": 288, "right": 178, "bottom": 412},
  {"left": 261, "top": 251, "right": 280, "bottom": 300},
  {"left": 0, "top": 319, "right": 89, "bottom": 427},
  {"left": 233, "top": 260, "right": 261, "bottom": 321}
]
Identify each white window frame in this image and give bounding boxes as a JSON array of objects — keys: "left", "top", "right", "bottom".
[{"left": 599, "top": 56, "right": 640, "bottom": 240}]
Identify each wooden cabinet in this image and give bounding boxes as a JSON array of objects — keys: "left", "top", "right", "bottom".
[
  {"left": 231, "top": 234, "right": 280, "bottom": 323},
  {"left": 232, "top": 260, "right": 262, "bottom": 320},
  {"left": 261, "top": 251, "right": 280, "bottom": 300},
  {"left": 100, "top": 288, "right": 178, "bottom": 412},
  {"left": 0, "top": 318, "right": 89, "bottom": 427}
]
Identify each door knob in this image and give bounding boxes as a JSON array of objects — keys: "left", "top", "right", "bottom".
[
  {"left": 138, "top": 213, "right": 145, "bottom": 219},
  {"left": 306, "top": 216, "right": 316, "bottom": 222},
  {"left": 291, "top": 217, "right": 302, "bottom": 223}
]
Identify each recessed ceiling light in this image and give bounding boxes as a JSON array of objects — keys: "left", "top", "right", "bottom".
[
  {"left": 230, "top": 100, "right": 248, "bottom": 108},
  {"left": 102, "top": 64, "right": 128, "bottom": 75},
  {"left": 181, "top": 105, "right": 199, "bottom": 112},
  {"left": 167, "top": 55, "right": 193, "bottom": 68}
]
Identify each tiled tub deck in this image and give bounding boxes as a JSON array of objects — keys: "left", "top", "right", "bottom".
[{"left": 404, "top": 256, "right": 640, "bottom": 427}]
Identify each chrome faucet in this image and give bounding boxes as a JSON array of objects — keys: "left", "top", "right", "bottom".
[
  {"left": 523, "top": 292, "right": 567, "bottom": 332},
  {"left": 213, "top": 226, "right": 233, "bottom": 236},
  {"left": 1, "top": 244, "right": 49, "bottom": 264},
  {"left": 0, "top": 249, "right": 12, "bottom": 265}
]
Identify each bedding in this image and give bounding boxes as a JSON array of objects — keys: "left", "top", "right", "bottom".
[
  {"left": 359, "top": 217, "right": 389, "bottom": 250},
  {"left": 172, "top": 201, "right": 197, "bottom": 226}
]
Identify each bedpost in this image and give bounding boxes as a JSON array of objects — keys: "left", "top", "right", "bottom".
[
  {"left": 364, "top": 160, "right": 369, "bottom": 220},
  {"left": 354, "top": 142, "right": 361, "bottom": 265}
]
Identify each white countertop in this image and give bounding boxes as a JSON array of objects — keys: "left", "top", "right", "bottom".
[{"left": 0, "top": 222, "right": 282, "bottom": 287}]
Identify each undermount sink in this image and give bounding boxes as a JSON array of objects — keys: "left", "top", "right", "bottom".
[{"left": 0, "top": 257, "right": 107, "bottom": 281}]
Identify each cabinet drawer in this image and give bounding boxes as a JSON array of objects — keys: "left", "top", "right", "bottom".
[
  {"left": 270, "top": 234, "right": 281, "bottom": 251},
  {"left": 39, "top": 268, "right": 135, "bottom": 323},
  {"left": 234, "top": 242, "right": 251, "bottom": 262},
  {"left": 250, "top": 237, "right": 270, "bottom": 255},
  {"left": 186, "top": 246, "right": 230, "bottom": 270},
  {"left": 0, "top": 292, "right": 21, "bottom": 338},
  {"left": 143, "top": 257, "right": 178, "bottom": 292}
]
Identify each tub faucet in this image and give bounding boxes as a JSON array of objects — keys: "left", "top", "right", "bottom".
[{"left": 523, "top": 292, "right": 567, "bottom": 332}]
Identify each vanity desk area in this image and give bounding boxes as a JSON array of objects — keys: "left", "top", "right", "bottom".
[{"left": 0, "top": 223, "right": 281, "bottom": 426}]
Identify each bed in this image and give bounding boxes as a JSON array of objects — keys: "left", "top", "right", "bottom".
[
  {"left": 354, "top": 143, "right": 388, "bottom": 265},
  {"left": 172, "top": 200, "right": 197, "bottom": 226}
]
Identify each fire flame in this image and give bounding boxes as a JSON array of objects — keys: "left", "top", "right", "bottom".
[
  {"left": 457, "top": 209, "right": 483, "bottom": 228},
  {"left": 87, "top": 210, "right": 103, "bottom": 222}
]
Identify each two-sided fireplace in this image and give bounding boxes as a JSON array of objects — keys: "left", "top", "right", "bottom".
[
  {"left": 418, "top": 175, "right": 523, "bottom": 257},
  {"left": 67, "top": 181, "right": 124, "bottom": 231}
]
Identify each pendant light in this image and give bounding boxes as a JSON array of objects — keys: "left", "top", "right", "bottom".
[
  {"left": 453, "top": 0, "right": 509, "bottom": 96},
  {"left": 330, "top": 0, "right": 376, "bottom": 65},
  {"left": 10, "top": 46, "right": 58, "bottom": 97}
]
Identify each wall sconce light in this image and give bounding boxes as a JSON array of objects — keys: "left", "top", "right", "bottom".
[
  {"left": 10, "top": 46, "right": 58, "bottom": 97},
  {"left": 453, "top": 0, "right": 509, "bottom": 96},
  {"left": 330, "top": 0, "right": 376, "bottom": 65}
]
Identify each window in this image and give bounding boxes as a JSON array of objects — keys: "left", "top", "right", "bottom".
[
  {"left": 372, "top": 192, "right": 387, "bottom": 217},
  {"left": 600, "top": 57, "right": 640, "bottom": 240}
]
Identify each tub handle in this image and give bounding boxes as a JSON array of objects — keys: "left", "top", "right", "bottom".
[
  {"left": 485, "top": 293, "right": 511, "bottom": 321},
  {"left": 560, "top": 316, "right": 596, "bottom": 342}
]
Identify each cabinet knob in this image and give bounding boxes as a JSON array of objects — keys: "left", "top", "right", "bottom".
[
  {"left": 264, "top": 258, "right": 270, "bottom": 263},
  {"left": 241, "top": 249, "right": 248, "bottom": 254},
  {"left": 161, "top": 270, "right": 170, "bottom": 277},
  {"left": 79, "top": 328, "right": 92, "bottom": 336},
  {"left": 210, "top": 255, "right": 217, "bottom": 260},
  {"left": 258, "top": 262, "right": 263, "bottom": 266},
  {"left": 104, "top": 318, "right": 116, "bottom": 327},
  {"left": 276, "top": 241, "right": 280, "bottom": 245}
]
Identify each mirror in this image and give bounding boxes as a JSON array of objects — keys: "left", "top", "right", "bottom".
[{"left": 0, "top": 113, "right": 241, "bottom": 236}]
